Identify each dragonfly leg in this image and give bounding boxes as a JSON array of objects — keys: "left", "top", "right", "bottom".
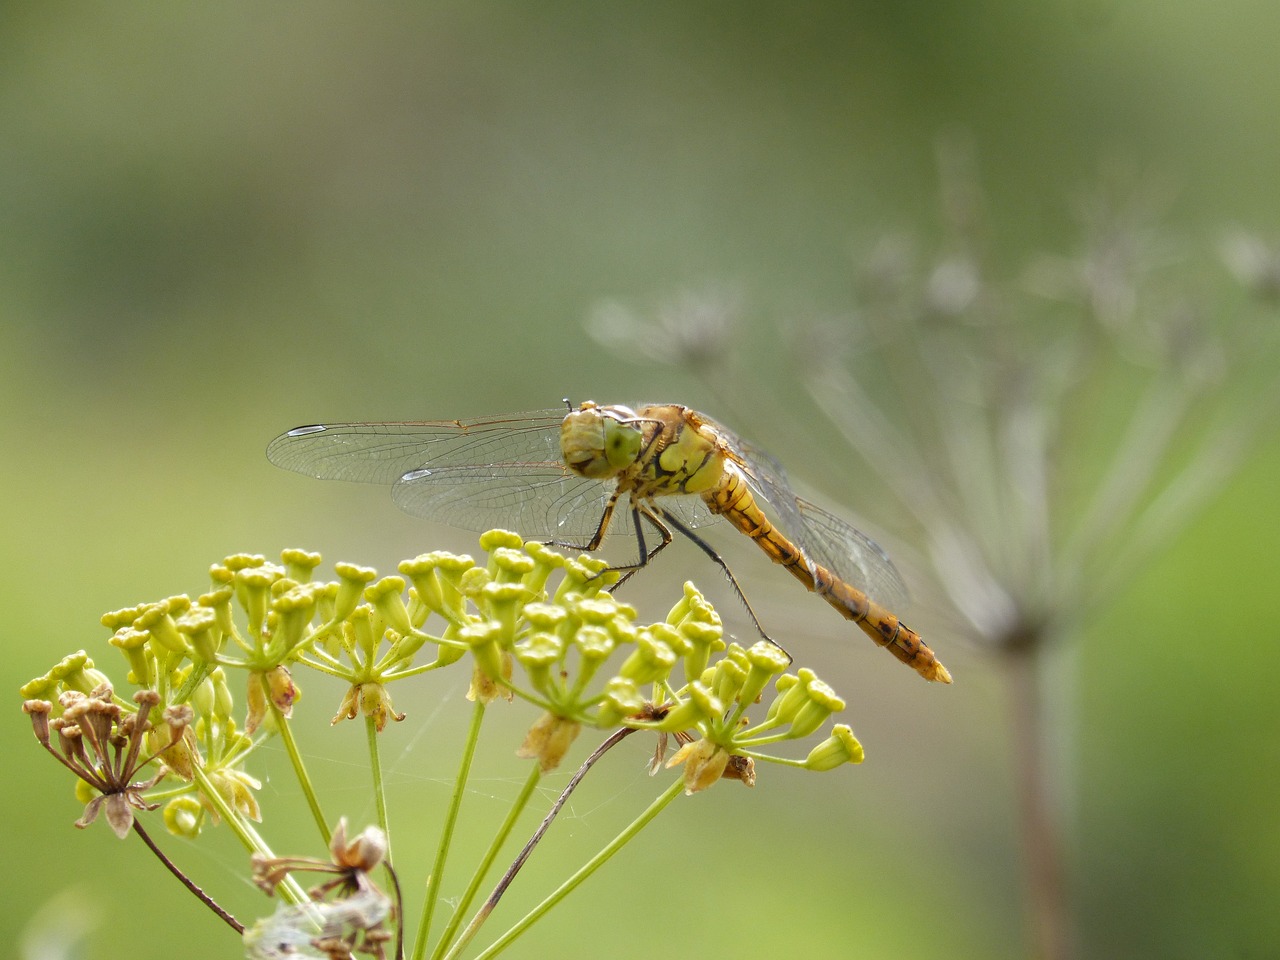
[
  {"left": 543, "top": 489, "right": 622, "bottom": 553},
  {"left": 654, "top": 506, "right": 792, "bottom": 661},
  {"left": 607, "top": 504, "right": 674, "bottom": 588}
]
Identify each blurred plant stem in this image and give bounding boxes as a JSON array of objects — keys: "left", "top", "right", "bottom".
[
  {"left": 1008, "top": 644, "right": 1070, "bottom": 960},
  {"left": 588, "top": 139, "right": 1280, "bottom": 960}
]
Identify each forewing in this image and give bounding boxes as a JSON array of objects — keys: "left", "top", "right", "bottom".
[
  {"left": 267, "top": 404, "right": 735, "bottom": 544},
  {"left": 266, "top": 411, "right": 567, "bottom": 485}
]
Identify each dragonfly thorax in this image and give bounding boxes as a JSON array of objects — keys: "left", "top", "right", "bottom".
[
  {"left": 562, "top": 401, "right": 730, "bottom": 500},
  {"left": 560, "top": 402, "right": 645, "bottom": 479}
]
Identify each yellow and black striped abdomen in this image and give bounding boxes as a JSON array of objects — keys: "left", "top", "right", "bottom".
[{"left": 705, "top": 470, "right": 952, "bottom": 683}]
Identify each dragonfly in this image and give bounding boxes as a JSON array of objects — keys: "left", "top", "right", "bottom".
[{"left": 267, "top": 401, "right": 951, "bottom": 683}]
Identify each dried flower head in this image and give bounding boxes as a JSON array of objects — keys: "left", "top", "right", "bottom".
[{"left": 25, "top": 686, "right": 186, "bottom": 838}]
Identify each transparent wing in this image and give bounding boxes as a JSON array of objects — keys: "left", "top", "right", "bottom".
[
  {"left": 267, "top": 408, "right": 720, "bottom": 541},
  {"left": 393, "top": 465, "right": 720, "bottom": 540},
  {"left": 266, "top": 410, "right": 568, "bottom": 484},
  {"left": 267, "top": 410, "right": 597, "bottom": 537},
  {"left": 392, "top": 463, "right": 612, "bottom": 539},
  {"left": 697, "top": 413, "right": 909, "bottom": 610},
  {"left": 792, "top": 498, "right": 910, "bottom": 611}
]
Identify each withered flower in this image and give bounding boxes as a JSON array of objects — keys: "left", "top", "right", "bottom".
[
  {"left": 25, "top": 685, "right": 188, "bottom": 838},
  {"left": 247, "top": 819, "right": 397, "bottom": 960}
]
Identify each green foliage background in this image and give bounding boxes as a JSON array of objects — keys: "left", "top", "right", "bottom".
[{"left": 4, "top": 4, "right": 1278, "bottom": 958}]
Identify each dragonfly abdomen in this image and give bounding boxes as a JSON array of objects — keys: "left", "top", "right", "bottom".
[
  {"left": 815, "top": 572, "right": 952, "bottom": 683},
  {"left": 704, "top": 470, "right": 817, "bottom": 587},
  {"left": 705, "top": 470, "right": 952, "bottom": 683}
]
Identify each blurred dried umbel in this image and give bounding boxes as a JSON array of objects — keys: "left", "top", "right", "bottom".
[{"left": 585, "top": 148, "right": 1278, "bottom": 960}]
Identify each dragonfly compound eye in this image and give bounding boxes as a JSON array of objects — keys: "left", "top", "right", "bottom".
[
  {"left": 602, "top": 418, "right": 642, "bottom": 470},
  {"left": 558, "top": 409, "right": 610, "bottom": 477},
  {"left": 559, "top": 407, "right": 642, "bottom": 478}
]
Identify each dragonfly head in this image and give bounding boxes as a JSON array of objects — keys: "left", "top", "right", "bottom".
[{"left": 560, "top": 402, "right": 643, "bottom": 479}]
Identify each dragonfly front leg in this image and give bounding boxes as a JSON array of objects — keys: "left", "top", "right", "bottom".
[
  {"left": 543, "top": 489, "right": 623, "bottom": 553},
  {"left": 544, "top": 492, "right": 672, "bottom": 589}
]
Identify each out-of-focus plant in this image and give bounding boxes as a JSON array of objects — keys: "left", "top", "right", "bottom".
[
  {"left": 587, "top": 146, "right": 1279, "bottom": 960},
  {"left": 21, "top": 532, "right": 864, "bottom": 960}
]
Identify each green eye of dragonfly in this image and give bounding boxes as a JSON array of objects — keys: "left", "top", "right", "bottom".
[{"left": 603, "top": 420, "right": 642, "bottom": 469}]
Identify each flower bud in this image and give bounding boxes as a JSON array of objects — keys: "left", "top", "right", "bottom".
[
  {"left": 365, "top": 577, "right": 412, "bottom": 636},
  {"left": 619, "top": 629, "right": 678, "bottom": 685},
  {"left": 804, "top": 724, "right": 864, "bottom": 771},
  {"left": 163, "top": 796, "right": 204, "bottom": 839},
  {"left": 653, "top": 681, "right": 721, "bottom": 733},
  {"left": 333, "top": 563, "right": 377, "bottom": 622},
  {"left": 513, "top": 631, "right": 564, "bottom": 697},
  {"left": 786, "top": 677, "right": 845, "bottom": 739},
  {"left": 461, "top": 622, "right": 508, "bottom": 700},
  {"left": 739, "top": 641, "right": 791, "bottom": 707},
  {"left": 479, "top": 529, "right": 524, "bottom": 553},
  {"left": 281, "top": 548, "right": 322, "bottom": 584},
  {"left": 593, "top": 677, "right": 646, "bottom": 728},
  {"left": 490, "top": 546, "right": 535, "bottom": 582}
]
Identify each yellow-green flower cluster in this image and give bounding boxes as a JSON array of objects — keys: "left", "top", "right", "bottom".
[
  {"left": 633, "top": 646, "right": 866, "bottom": 794},
  {"left": 21, "top": 530, "right": 865, "bottom": 830}
]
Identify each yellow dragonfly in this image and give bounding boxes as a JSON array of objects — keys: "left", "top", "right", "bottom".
[{"left": 267, "top": 401, "right": 951, "bottom": 683}]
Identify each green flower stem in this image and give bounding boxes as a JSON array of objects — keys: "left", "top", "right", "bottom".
[
  {"left": 265, "top": 678, "right": 329, "bottom": 846},
  {"left": 734, "top": 732, "right": 796, "bottom": 748},
  {"left": 371, "top": 631, "right": 449, "bottom": 672},
  {"left": 384, "top": 656, "right": 463, "bottom": 681},
  {"left": 737, "top": 719, "right": 784, "bottom": 740},
  {"left": 291, "top": 653, "right": 350, "bottom": 680},
  {"left": 170, "top": 661, "right": 216, "bottom": 707},
  {"left": 735, "top": 748, "right": 806, "bottom": 767},
  {"left": 191, "top": 765, "right": 309, "bottom": 906},
  {"left": 495, "top": 679, "right": 554, "bottom": 713},
  {"left": 725, "top": 703, "right": 751, "bottom": 731},
  {"left": 428, "top": 762, "right": 542, "bottom": 960},
  {"left": 410, "top": 697, "right": 487, "bottom": 960},
  {"left": 466, "top": 776, "right": 685, "bottom": 960},
  {"left": 438, "top": 727, "right": 635, "bottom": 960},
  {"left": 366, "top": 712, "right": 392, "bottom": 858}
]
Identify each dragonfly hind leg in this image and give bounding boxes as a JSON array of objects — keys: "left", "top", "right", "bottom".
[{"left": 654, "top": 507, "right": 792, "bottom": 662}]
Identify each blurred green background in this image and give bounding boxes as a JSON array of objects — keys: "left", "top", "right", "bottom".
[{"left": 5, "top": 3, "right": 1278, "bottom": 958}]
